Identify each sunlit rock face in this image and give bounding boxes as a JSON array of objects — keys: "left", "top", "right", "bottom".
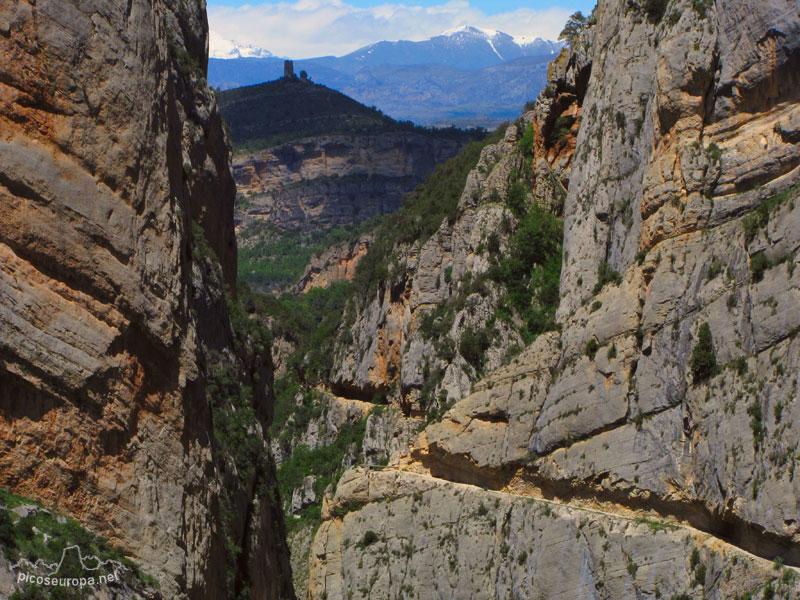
[{"left": 306, "top": 0, "right": 800, "bottom": 598}]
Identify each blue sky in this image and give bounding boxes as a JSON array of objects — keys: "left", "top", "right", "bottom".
[
  {"left": 208, "top": 1, "right": 596, "bottom": 59},
  {"left": 208, "top": 1, "right": 596, "bottom": 13}
]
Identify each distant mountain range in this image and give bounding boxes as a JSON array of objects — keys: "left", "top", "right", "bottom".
[
  {"left": 209, "top": 30, "right": 274, "bottom": 59},
  {"left": 208, "top": 26, "right": 563, "bottom": 127},
  {"left": 307, "top": 26, "right": 563, "bottom": 72}
]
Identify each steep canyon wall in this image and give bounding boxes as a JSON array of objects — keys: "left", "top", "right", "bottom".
[
  {"left": 307, "top": 0, "right": 800, "bottom": 598},
  {"left": 0, "top": 2, "right": 292, "bottom": 598}
]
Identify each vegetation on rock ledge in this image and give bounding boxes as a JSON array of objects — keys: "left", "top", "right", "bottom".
[
  {"left": 238, "top": 219, "right": 376, "bottom": 291},
  {"left": 352, "top": 126, "right": 507, "bottom": 300},
  {"left": 0, "top": 488, "right": 157, "bottom": 600},
  {"left": 689, "top": 322, "right": 716, "bottom": 384}
]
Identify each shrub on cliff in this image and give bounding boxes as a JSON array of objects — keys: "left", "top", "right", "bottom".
[
  {"left": 519, "top": 123, "right": 534, "bottom": 157},
  {"left": 742, "top": 184, "right": 799, "bottom": 244},
  {"left": 691, "top": 0, "right": 714, "bottom": 18},
  {"left": 359, "top": 530, "right": 378, "bottom": 548},
  {"left": 547, "top": 115, "right": 574, "bottom": 147},
  {"left": 749, "top": 252, "right": 771, "bottom": 282},
  {"left": 593, "top": 261, "right": 622, "bottom": 294},
  {"left": 512, "top": 205, "right": 563, "bottom": 264},
  {"left": 689, "top": 322, "right": 716, "bottom": 383},
  {"left": 645, "top": 0, "right": 669, "bottom": 23},
  {"left": 488, "top": 203, "right": 563, "bottom": 341},
  {"left": 459, "top": 328, "right": 492, "bottom": 370},
  {"left": 507, "top": 181, "right": 528, "bottom": 217}
]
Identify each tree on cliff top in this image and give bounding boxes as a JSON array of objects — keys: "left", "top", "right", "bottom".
[{"left": 559, "top": 12, "right": 587, "bottom": 45}]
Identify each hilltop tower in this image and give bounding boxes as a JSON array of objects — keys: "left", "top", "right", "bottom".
[{"left": 284, "top": 60, "right": 294, "bottom": 78}]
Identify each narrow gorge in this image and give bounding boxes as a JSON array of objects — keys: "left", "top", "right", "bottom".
[{"left": 0, "top": 0, "right": 799, "bottom": 599}]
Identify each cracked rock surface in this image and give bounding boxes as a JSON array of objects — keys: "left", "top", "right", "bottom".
[
  {"left": 307, "top": 0, "right": 800, "bottom": 597},
  {"left": 0, "top": 1, "right": 292, "bottom": 597}
]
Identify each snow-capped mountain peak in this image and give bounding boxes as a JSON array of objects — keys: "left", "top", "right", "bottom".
[
  {"left": 210, "top": 31, "right": 273, "bottom": 60},
  {"left": 328, "top": 26, "right": 564, "bottom": 72},
  {"left": 440, "top": 25, "right": 501, "bottom": 39},
  {"left": 517, "top": 36, "right": 564, "bottom": 54},
  {"left": 435, "top": 26, "right": 519, "bottom": 61},
  {"left": 431, "top": 25, "right": 562, "bottom": 62}
]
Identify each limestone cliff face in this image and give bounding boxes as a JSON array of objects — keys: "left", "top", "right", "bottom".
[
  {"left": 329, "top": 124, "right": 531, "bottom": 405},
  {"left": 234, "top": 133, "right": 471, "bottom": 232},
  {"left": 308, "top": 1, "right": 800, "bottom": 597},
  {"left": 310, "top": 467, "right": 795, "bottom": 600},
  {"left": 0, "top": 2, "right": 292, "bottom": 598},
  {"left": 329, "top": 56, "right": 582, "bottom": 411},
  {"left": 295, "top": 234, "right": 373, "bottom": 294}
]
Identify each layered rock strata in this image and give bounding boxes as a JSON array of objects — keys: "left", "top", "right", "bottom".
[
  {"left": 309, "top": 467, "right": 798, "bottom": 600},
  {"left": 235, "top": 133, "right": 471, "bottom": 232},
  {"left": 330, "top": 59, "right": 582, "bottom": 410},
  {"left": 307, "top": 0, "right": 800, "bottom": 597},
  {"left": 0, "top": 1, "right": 292, "bottom": 598}
]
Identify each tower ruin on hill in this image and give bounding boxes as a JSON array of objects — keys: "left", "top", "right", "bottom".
[{"left": 284, "top": 60, "right": 294, "bottom": 79}]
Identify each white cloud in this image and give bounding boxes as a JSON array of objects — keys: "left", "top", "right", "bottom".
[{"left": 208, "top": 1, "right": 571, "bottom": 59}]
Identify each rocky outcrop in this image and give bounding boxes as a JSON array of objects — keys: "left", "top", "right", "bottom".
[
  {"left": 234, "top": 133, "right": 472, "bottom": 232},
  {"left": 295, "top": 233, "right": 373, "bottom": 294},
  {"left": 272, "top": 391, "right": 373, "bottom": 466},
  {"left": 329, "top": 124, "right": 525, "bottom": 405},
  {"left": 307, "top": 0, "right": 800, "bottom": 597},
  {"left": 0, "top": 490, "right": 158, "bottom": 598},
  {"left": 0, "top": 2, "right": 292, "bottom": 598},
  {"left": 236, "top": 133, "right": 468, "bottom": 196},
  {"left": 309, "top": 467, "right": 798, "bottom": 600},
  {"left": 527, "top": 0, "right": 800, "bottom": 554},
  {"left": 269, "top": 388, "right": 382, "bottom": 598}
]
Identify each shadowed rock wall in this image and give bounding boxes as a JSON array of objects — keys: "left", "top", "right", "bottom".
[{"left": 0, "top": 1, "right": 292, "bottom": 598}]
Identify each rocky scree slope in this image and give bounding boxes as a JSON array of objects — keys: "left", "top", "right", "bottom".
[
  {"left": 306, "top": 0, "right": 800, "bottom": 598},
  {"left": 0, "top": 2, "right": 292, "bottom": 598}
]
